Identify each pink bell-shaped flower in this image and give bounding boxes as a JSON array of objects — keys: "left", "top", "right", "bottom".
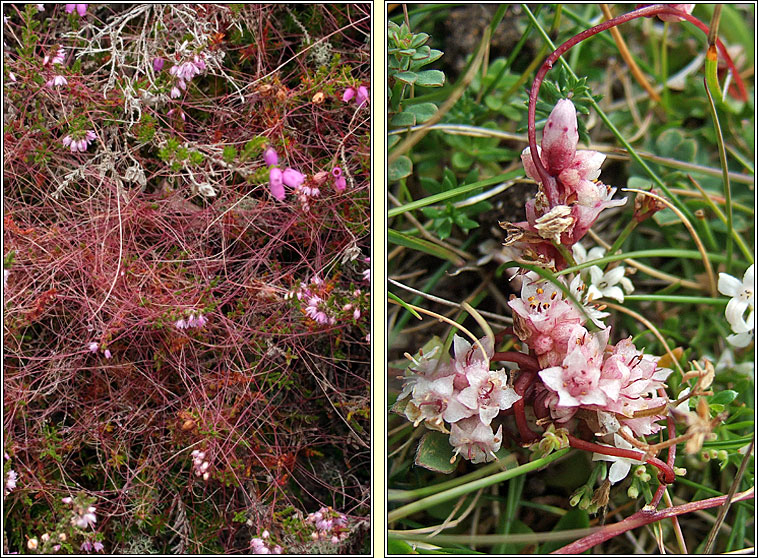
[
  {"left": 269, "top": 167, "right": 285, "bottom": 200},
  {"left": 541, "top": 99, "right": 578, "bottom": 175},
  {"left": 282, "top": 168, "right": 305, "bottom": 188},
  {"left": 263, "top": 147, "right": 278, "bottom": 167}
]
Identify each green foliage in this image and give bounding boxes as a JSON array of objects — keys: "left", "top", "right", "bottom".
[{"left": 418, "top": 168, "right": 491, "bottom": 240}]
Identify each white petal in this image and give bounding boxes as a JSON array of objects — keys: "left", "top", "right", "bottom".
[
  {"left": 604, "top": 267, "right": 626, "bottom": 285},
  {"left": 727, "top": 331, "right": 753, "bottom": 348},
  {"left": 588, "top": 266, "right": 604, "bottom": 285},
  {"left": 743, "top": 264, "right": 754, "bottom": 286},
  {"left": 718, "top": 273, "right": 742, "bottom": 297},
  {"left": 602, "top": 285, "right": 625, "bottom": 303},
  {"left": 725, "top": 298, "right": 749, "bottom": 331},
  {"left": 608, "top": 459, "right": 632, "bottom": 484},
  {"left": 619, "top": 276, "right": 635, "bottom": 294},
  {"left": 586, "top": 284, "right": 604, "bottom": 302},
  {"left": 572, "top": 243, "right": 587, "bottom": 263}
]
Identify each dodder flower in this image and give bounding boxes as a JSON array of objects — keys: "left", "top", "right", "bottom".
[{"left": 718, "top": 264, "right": 754, "bottom": 347}]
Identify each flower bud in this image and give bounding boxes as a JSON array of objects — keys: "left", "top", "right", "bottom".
[
  {"left": 541, "top": 99, "right": 578, "bottom": 175},
  {"left": 627, "top": 484, "right": 639, "bottom": 499},
  {"left": 269, "top": 168, "right": 285, "bottom": 201},
  {"left": 28, "top": 538, "right": 38, "bottom": 550},
  {"left": 656, "top": 4, "right": 695, "bottom": 22}
]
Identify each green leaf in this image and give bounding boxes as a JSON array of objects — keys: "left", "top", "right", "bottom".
[
  {"left": 405, "top": 102, "right": 438, "bottom": 123},
  {"left": 390, "top": 111, "right": 417, "bottom": 127},
  {"left": 388, "top": 229, "right": 464, "bottom": 265},
  {"left": 451, "top": 151, "right": 474, "bottom": 171},
  {"left": 387, "top": 539, "right": 417, "bottom": 554},
  {"left": 710, "top": 390, "right": 738, "bottom": 405},
  {"left": 453, "top": 213, "right": 480, "bottom": 232},
  {"left": 388, "top": 291, "right": 422, "bottom": 320},
  {"left": 415, "top": 431, "right": 456, "bottom": 474},
  {"left": 410, "top": 32, "right": 429, "bottom": 48},
  {"left": 497, "top": 520, "right": 535, "bottom": 555},
  {"left": 415, "top": 70, "right": 445, "bottom": 87},
  {"left": 389, "top": 155, "right": 413, "bottom": 182},
  {"left": 388, "top": 135, "right": 401, "bottom": 150},
  {"left": 435, "top": 218, "right": 453, "bottom": 240},
  {"left": 395, "top": 71, "right": 418, "bottom": 85},
  {"left": 539, "top": 509, "right": 590, "bottom": 554}
]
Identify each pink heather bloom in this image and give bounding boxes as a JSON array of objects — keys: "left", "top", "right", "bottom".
[
  {"left": 62, "top": 496, "right": 73, "bottom": 504},
  {"left": 103, "top": 349, "right": 112, "bottom": 359},
  {"left": 45, "top": 76, "right": 68, "bottom": 88},
  {"left": 342, "top": 87, "right": 355, "bottom": 102},
  {"left": 153, "top": 57, "right": 164, "bottom": 72},
  {"left": 8, "top": 72, "right": 16, "bottom": 83},
  {"left": 65, "top": 4, "right": 88, "bottom": 16},
  {"left": 305, "top": 296, "right": 330, "bottom": 324},
  {"left": 507, "top": 278, "right": 585, "bottom": 368},
  {"left": 269, "top": 167, "right": 285, "bottom": 200},
  {"left": 355, "top": 86, "right": 369, "bottom": 107},
  {"left": 88, "top": 342, "right": 99, "bottom": 353},
  {"left": 282, "top": 168, "right": 305, "bottom": 188},
  {"left": 263, "top": 148, "right": 278, "bottom": 167},
  {"left": 334, "top": 175, "right": 347, "bottom": 192},
  {"left": 3, "top": 268, "right": 9, "bottom": 288},
  {"left": 170, "top": 86, "right": 181, "bottom": 98},
  {"left": 331, "top": 166, "right": 342, "bottom": 178},
  {"left": 5, "top": 469, "right": 18, "bottom": 495},
  {"left": 449, "top": 416, "right": 503, "bottom": 464},
  {"left": 93, "top": 542, "right": 104, "bottom": 552},
  {"left": 74, "top": 506, "right": 97, "bottom": 529},
  {"left": 175, "top": 318, "right": 187, "bottom": 329},
  {"left": 37, "top": 4, "right": 45, "bottom": 11}
]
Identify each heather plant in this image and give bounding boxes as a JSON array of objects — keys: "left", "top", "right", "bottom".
[
  {"left": 3, "top": 4, "right": 370, "bottom": 554},
  {"left": 388, "top": 4, "right": 753, "bottom": 554}
]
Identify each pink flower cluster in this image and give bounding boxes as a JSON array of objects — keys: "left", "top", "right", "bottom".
[
  {"left": 513, "top": 99, "right": 626, "bottom": 266},
  {"left": 43, "top": 47, "right": 68, "bottom": 88},
  {"left": 262, "top": 147, "right": 306, "bottom": 201},
  {"left": 80, "top": 541, "right": 105, "bottom": 553},
  {"left": 191, "top": 449, "right": 211, "bottom": 481},
  {"left": 332, "top": 166, "right": 347, "bottom": 192},
  {"left": 399, "top": 335, "right": 521, "bottom": 463},
  {"left": 305, "top": 295, "right": 334, "bottom": 325},
  {"left": 62, "top": 496, "right": 97, "bottom": 529},
  {"left": 250, "top": 531, "right": 282, "bottom": 554},
  {"left": 62, "top": 130, "right": 96, "bottom": 153},
  {"left": 4, "top": 453, "right": 17, "bottom": 496},
  {"left": 306, "top": 507, "right": 349, "bottom": 545},
  {"left": 343, "top": 85, "right": 368, "bottom": 107},
  {"left": 510, "top": 276, "right": 671, "bottom": 437},
  {"left": 169, "top": 55, "right": 207, "bottom": 98},
  {"left": 65, "top": 4, "right": 87, "bottom": 16},
  {"left": 175, "top": 312, "right": 207, "bottom": 330},
  {"left": 87, "top": 342, "right": 111, "bottom": 359}
]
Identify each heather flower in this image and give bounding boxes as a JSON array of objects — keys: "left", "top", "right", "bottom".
[
  {"left": 355, "top": 85, "right": 369, "bottom": 107},
  {"left": 37, "top": 4, "right": 45, "bottom": 11},
  {"left": 449, "top": 416, "right": 503, "bottom": 464},
  {"left": 103, "top": 349, "right": 112, "bottom": 359},
  {"left": 65, "top": 4, "right": 88, "bottom": 16},
  {"left": 718, "top": 265, "right": 754, "bottom": 347},
  {"left": 269, "top": 167, "right": 285, "bottom": 200},
  {"left": 305, "top": 295, "right": 333, "bottom": 325},
  {"left": 72, "top": 505, "right": 97, "bottom": 529},
  {"left": 586, "top": 265, "right": 634, "bottom": 303},
  {"left": 152, "top": 57, "right": 164, "bottom": 72},
  {"left": 175, "top": 318, "right": 187, "bottom": 329},
  {"left": 342, "top": 87, "right": 355, "bottom": 102},
  {"left": 5, "top": 469, "right": 18, "bottom": 495},
  {"left": 8, "top": 72, "right": 16, "bottom": 83},
  {"left": 263, "top": 148, "right": 278, "bottom": 167},
  {"left": 282, "top": 168, "right": 305, "bottom": 188},
  {"left": 331, "top": 166, "right": 342, "bottom": 178},
  {"left": 43, "top": 47, "right": 66, "bottom": 67},
  {"left": 335, "top": 175, "right": 347, "bottom": 192},
  {"left": 170, "top": 86, "right": 181, "bottom": 98},
  {"left": 3, "top": 268, "right": 9, "bottom": 288},
  {"left": 87, "top": 342, "right": 99, "bottom": 353},
  {"left": 28, "top": 539, "right": 38, "bottom": 550},
  {"left": 46, "top": 75, "right": 68, "bottom": 88}
]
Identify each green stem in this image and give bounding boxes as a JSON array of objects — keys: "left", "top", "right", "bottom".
[
  {"left": 661, "top": 21, "right": 670, "bottom": 111},
  {"left": 605, "top": 219, "right": 638, "bottom": 262},
  {"left": 388, "top": 460, "right": 504, "bottom": 502},
  {"left": 387, "top": 448, "right": 570, "bottom": 522}
]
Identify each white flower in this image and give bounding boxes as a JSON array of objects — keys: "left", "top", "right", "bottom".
[
  {"left": 718, "top": 265, "right": 754, "bottom": 347},
  {"left": 592, "top": 431, "right": 643, "bottom": 484},
  {"left": 569, "top": 274, "right": 610, "bottom": 328},
  {"left": 586, "top": 265, "right": 634, "bottom": 303},
  {"left": 572, "top": 243, "right": 606, "bottom": 267}
]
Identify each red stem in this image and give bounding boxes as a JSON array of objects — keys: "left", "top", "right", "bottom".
[
  {"left": 552, "top": 487, "right": 754, "bottom": 554},
  {"left": 567, "top": 434, "right": 675, "bottom": 484},
  {"left": 528, "top": 4, "right": 748, "bottom": 192},
  {"left": 513, "top": 371, "right": 540, "bottom": 443},
  {"left": 491, "top": 351, "right": 539, "bottom": 371}
]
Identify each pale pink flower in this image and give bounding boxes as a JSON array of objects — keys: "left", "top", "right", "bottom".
[
  {"left": 103, "top": 349, "right": 112, "bottom": 359},
  {"left": 558, "top": 150, "right": 606, "bottom": 205},
  {"left": 282, "top": 168, "right": 305, "bottom": 188},
  {"left": 539, "top": 325, "right": 621, "bottom": 408},
  {"left": 73, "top": 506, "right": 97, "bottom": 529},
  {"left": 353, "top": 308, "right": 360, "bottom": 320},
  {"left": 457, "top": 366, "right": 520, "bottom": 425},
  {"left": 65, "top": 4, "right": 88, "bottom": 16},
  {"left": 8, "top": 72, "right": 16, "bottom": 83},
  {"left": 175, "top": 318, "right": 187, "bottom": 329},
  {"left": 508, "top": 278, "right": 584, "bottom": 368},
  {"left": 3, "top": 269, "right": 9, "bottom": 288},
  {"left": 88, "top": 342, "right": 99, "bottom": 353},
  {"left": 170, "top": 86, "right": 181, "bottom": 98},
  {"left": 403, "top": 374, "right": 473, "bottom": 429},
  {"left": 5, "top": 469, "right": 18, "bottom": 495},
  {"left": 305, "top": 296, "right": 330, "bottom": 324},
  {"left": 269, "top": 167, "right": 285, "bottom": 200},
  {"left": 37, "top": 4, "right": 45, "bottom": 11},
  {"left": 449, "top": 416, "right": 503, "bottom": 464},
  {"left": 92, "top": 542, "right": 104, "bottom": 552},
  {"left": 263, "top": 148, "right": 278, "bottom": 167}
]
